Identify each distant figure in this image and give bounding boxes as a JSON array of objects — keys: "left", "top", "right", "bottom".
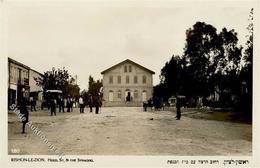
[
  {"left": 176, "top": 97, "right": 181, "bottom": 120},
  {"left": 143, "top": 102, "right": 147, "bottom": 112},
  {"left": 20, "top": 97, "right": 29, "bottom": 134},
  {"left": 67, "top": 97, "right": 71, "bottom": 112},
  {"left": 50, "top": 97, "right": 56, "bottom": 116},
  {"left": 58, "top": 97, "right": 65, "bottom": 112},
  {"left": 93, "top": 94, "right": 101, "bottom": 114},
  {"left": 70, "top": 97, "right": 74, "bottom": 112},
  {"left": 64, "top": 98, "right": 67, "bottom": 111},
  {"left": 126, "top": 94, "right": 131, "bottom": 102},
  {"left": 88, "top": 94, "right": 93, "bottom": 112},
  {"left": 30, "top": 96, "right": 36, "bottom": 111},
  {"left": 79, "top": 96, "right": 84, "bottom": 113}
]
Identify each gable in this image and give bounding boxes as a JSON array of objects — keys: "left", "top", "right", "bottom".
[{"left": 101, "top": 59, "right": 155, "bottom": 75}]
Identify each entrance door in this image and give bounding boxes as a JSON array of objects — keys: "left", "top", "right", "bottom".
[
  {"left": 126, "top": 92, "right": 131, "bottom": 102},
  {"left": 125, "top": 89, "right": 131, "bottom": 102}
]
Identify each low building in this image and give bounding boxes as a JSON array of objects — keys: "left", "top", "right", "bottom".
[
  {"left": 29, "top": 69, "right": 43, "bottom": 107},
  {"left": 8, "top": 58, "right": 30, "bottom": 107},
  {"left": 101, "top": 59, "right": 155, "bottom": 107},
  {"left": 8, "top": 57, "right": 44, "bottom": 108}
]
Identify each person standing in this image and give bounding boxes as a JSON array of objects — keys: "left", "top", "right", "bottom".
[
  {"left": 20, "top": 96, "right": 29, "bottom": 134},
  {"left": 70, "top": 97, "right": 74, "bottom": 112},
  {"left": 176, "top": 97, "right": 181, "bottom": 120},
  {"left": 88, "top": 94, "right": 93, "bottom": 112},
  {"left": 29, "top": 96, "right": 33, "bottom": 111},
  {"left": 30, "top": 96, "right": 36, "bottom": 112},
  {"left": 50, "top": 97, "right": 56, "bottom": 116},
  {"left": 59, "top": 96, "right": 65, "bottom": 112},
  {"left": 67, "top": 96, "right": 71, "bottom": 112},
  {"left": 93, "top": 94, "right": 101, "bottom": 114},
  {"left": 64, "top": 98, "right": 67, "bottom": 112},
  {"left": 143, "top": 101, "right": 147, "bottom": 112},
  {"left": 33, "top": 97, "right": 37, "bottom": 111},
  {"left": 79, "top": 96, "right": 84, "bottom": 113}
]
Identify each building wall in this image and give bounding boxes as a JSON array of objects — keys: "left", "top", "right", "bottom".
[
  {"left": 8, "top": 61, "right": 30, "bottom": 106},
  {"left": 29, "top": 69, "right": 43, "bottom": 106},
  {"left": 102, "top": 62, "right": 153, "bottom": 106},
  {"left": 9, "top": 62, "right": 29, "bottom": 86}
]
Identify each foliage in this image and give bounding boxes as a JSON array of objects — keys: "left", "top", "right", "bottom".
[
  {"left": 155, "top": 20, "right": 248, "bottom": 111},
  {"left": 238, "top": 8, "right": 253, "bottom": 119},
  {"left": 87, "top": 75, "right": 103, "bottom": 97},
  {"left": 64, "top": 77, "right": 80, "bottom": 99},
  {"left": 35, "top": 67, "right": 80, "bottom": 99},
  {"left": 183, "top": 22, "right": 242, "bottom": 97}
]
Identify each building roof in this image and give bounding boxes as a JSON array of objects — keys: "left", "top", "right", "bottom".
[
  {"left": 8, "top": 57, "right": 30, "bottom": 70},
  {"left": 101, "top": 59, "right": 155, "bottom": 75},
  {"left": 8, "top": 57, "right": 43, "bottom": 76},
  {"left": 30, "top": 68, "right": 44, "bottom": 77}
]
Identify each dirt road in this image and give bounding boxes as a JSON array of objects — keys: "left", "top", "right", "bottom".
[{"left": 8, "top": 107, "right": 252, "bottom": 155}]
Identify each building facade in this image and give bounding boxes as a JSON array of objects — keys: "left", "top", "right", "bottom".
[
  {"left": 101, "top": 59, "right": 155, "bottom": 107},
  {"left": 8, "top": 58, "right": 43, "bottom": 108},
  {"left": 29, "top": 69, "right": 43, "bottom": 107},
  {"left": 8, "top": 58, "right": 30, "bottom": 107}
]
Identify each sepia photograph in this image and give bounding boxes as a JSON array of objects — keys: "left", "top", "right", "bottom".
[{"left": 1, "top": 0, "right": 258, "bottom": 167}]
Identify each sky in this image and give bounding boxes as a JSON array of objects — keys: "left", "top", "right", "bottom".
[{"left": 5, "top": 0, "right": 255, "bottom": 91}]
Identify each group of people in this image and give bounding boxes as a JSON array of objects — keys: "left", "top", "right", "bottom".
[
  {"left": 48, "top": 96, "right": 76, "bottom": 116},
  {"left": 143, "top": 97, "right": 182, "bottom": 120},
  {"left": 48, "top": 94, "right": 102, "bottom": 116},
  {"left": 19, "top": 93, "right": 182, "bottom": 134},
  {"left": 143, "top": 98, "right": 165, "bottom": 111},
  {"left": 19, "top": 93, "right": 103, "bottom": 134}
]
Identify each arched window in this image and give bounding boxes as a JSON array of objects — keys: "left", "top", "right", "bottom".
[
  {"left": 109, "top": 90, "right": 114, "bottom": 101},
  {"left": 125, "top": 89, "right": 131, "bottom": 102}
]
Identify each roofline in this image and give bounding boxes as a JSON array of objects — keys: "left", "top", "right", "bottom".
[
  {"left": 8, "top": 57, "right": 43, "bottom": 76},
  {"left": 101, "top": 59, "right": 155, "bottom": 75},
  {"left": 8, "top": 57, "right": 30, "bottom": 70},
  {"left": 30, "top": 68, "right": 44, "bottom": 76}
]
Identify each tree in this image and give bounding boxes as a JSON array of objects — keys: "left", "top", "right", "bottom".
[
  {"left": 35, "top": 67, "right": 70, "bottom": 99},
  {"left": 239, "top": 8, "right": 253, "bottom": 119},
  {"left": 183, "top": 22, "right": 242, "bottom": 98},
  {"left": 64, "top": 77, "right": 80, "bottom": 99},
  {"left": 35, "top": 67, "right": 80, "bottom": 99},
  {"left": 243, "top": 8, "right": 253, "bottom": 67},
  {"left": 153, "top": 83, "right": 168, "bottom": 102},
  {"left": 183, "top": 22, "right": 220, "bottom": 97},
  {"left": 155, "top": 21, "right": 243, "bottom": 108},
  {"left": 159, "top": 55, "right": 188, "bottom": 98},
  {"left": 241, "top": 8, "right": 253, "bottom": 94},
  {"left": 87, "top": 75, "right": 103, "bottom": 97}
]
